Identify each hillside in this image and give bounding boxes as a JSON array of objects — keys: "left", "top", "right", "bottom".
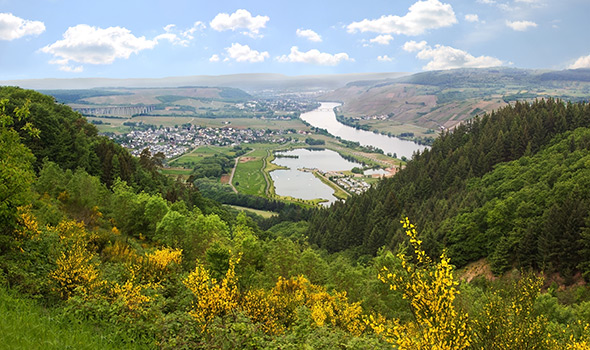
[
  {"left": 308, "top": 98, "right": 590, "bottom": 279},
  {"left": 322, "top": 68, "right": 590, "bottom": 133},
  {"left": 3, "top": 88, "right": 590, "bottom": 348}
]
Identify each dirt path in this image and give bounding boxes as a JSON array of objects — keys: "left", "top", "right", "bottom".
[{"left": 263, "top": 150, "right": 272, "bottom": 196}]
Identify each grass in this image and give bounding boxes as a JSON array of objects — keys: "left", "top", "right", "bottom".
[
  {"left": 233, "top": 157, "right": 266, "bottom": 196},
  {"left": 227, "top": 205, "right": 277, "bottom": 218},
  {"left": 160, "top": 167, "right": 192, "bottom": 180},
  {"left": 0, "top": 287, "right": 149, "bottom": 349},
  {"left": 169, "top": 145, "right": 232, "bottom": 167}
]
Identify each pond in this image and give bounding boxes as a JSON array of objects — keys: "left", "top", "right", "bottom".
[{"left": 270, "top": 148, "right": 362, "bottom": 205}]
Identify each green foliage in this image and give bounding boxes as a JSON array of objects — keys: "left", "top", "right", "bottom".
[
  {"left": 304, "top": 137, "right": 326, "bottom": 145},
  {"left": 0, "top": 98, "right": 36, "bottom": 246},
  {"left": 189, "top": 154, "right": 233, "bottom": 180},
  {"left": 308, "top": 99, "right": 590, "bottom": 279},
  {"left": 5, "top": 88, "right": 590, "bottom": 349},
  {"left": 0, "top": 286, "right": 146, "bottom": 349}
]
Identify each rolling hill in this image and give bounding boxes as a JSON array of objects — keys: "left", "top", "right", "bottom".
[{"left": 321, "top": 67, "right": 590, "bottom": 132}]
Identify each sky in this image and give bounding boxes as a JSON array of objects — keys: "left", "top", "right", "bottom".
[{"left": 1, "top": 0, "right": 590, "bottom": 80}]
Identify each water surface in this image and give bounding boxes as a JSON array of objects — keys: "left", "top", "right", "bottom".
[
  {"left": 300, "top": 102, "right": 428, "bottom": 159},
  {"left": 271, "top": 148, "right": 362, "bottom": 205}
]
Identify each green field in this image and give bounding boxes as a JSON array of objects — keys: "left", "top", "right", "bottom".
[
  {"left": 160, "top": 167, "right": 192, "bottom": 179},
  {"left": 227, "top": 205, "right": 277, "bottom": 218},
  {"left": 169, "top": 145, "right": 234, "bottom": 168},
  {"left": 0, "top": 287, "right": 144, "bottom": 349},
  {"left": 161, "top": 140, "right": 398, "bottom": 207},
  {"left": 233, "top": 156, "right": 267, "bottom": 196}
]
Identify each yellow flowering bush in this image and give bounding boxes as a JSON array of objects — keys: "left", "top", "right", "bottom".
[
  {"left": 48, "top": 219, "right": 106, "bottom": 300},
  {"left": 110, "top": 277, "right": 155, "bottom": 317},
  {"left": 146, "top": 247, "right": 182, "bottom": 270},
  {"left": 242, "top": 275, "right": 366, "bottom": 336},
  {"left": 102, "top": 240, "right": 140, "bottom": 264},
  {"left": 369, "top": 217, "right": 471, "bottom": 350},
  {"left": 241, "top": 288, "right": 286, "bottom": 334},
  {"left": 50, "top": 240, "right": 103, "bottom": 299},
  {"left": 15, "top": 205, "right": 40, "bottom": 238},
  {"left": 183, "top": 254, "right": 241, "bottom": 330}
]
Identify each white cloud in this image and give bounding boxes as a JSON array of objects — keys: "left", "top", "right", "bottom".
[
  {"left": 569, "top": 55, "right": 590, "bottom": 69},
  {"left": 0, "top": 12, "right": 45, "bottom": 40},
  {"left": 40, "top": 25, "right": 157, "bottom": 71},
  {"left": 402, "top": 40, "right": 428, "bottom": 52},
  {"left": 407, "top": 41, "right": 502, "bottom": 70},
  {"left": 209, "top": 54, "right": 220, "bottom": 62},
  {"left": 183, "top": 21, "right": 206, "bottom": 39},
  {"left": 155, "top": 21, "right": 206, "bottom": 46},
  {"left": 377, "top": 55, "right": 394, "bottom": 62},
  {"left": 506, "top": 20, "right": 537, "bottom": 31},
  {"left": 277, "top": 46, "right": 353, "bottom": 66},
  {"left": 296, "top": 28, "right": 322, "bottom": 42},
  {"left": 210, "top": 9, "right": 269, "bottom": 38},
  {"left": 465, "top": 14, "right": 479, "bottom": 22},
  {"left": 370, "top": 34, "right": 394, "bottom": 45},
  {"left": 347, "top": 0, "right": 457, "bottom": 36},
  {"left": 477, "top": 0, "right": 515, "bottom": 11},
  {"left": 58, "top": 64, "right": 84, "bottom": 73},
  {"left": 225, "top": 43, "right": 268, "bottom": 63},
  {"left": 154, "top": 32, "right": 183, "bottom": 45}
]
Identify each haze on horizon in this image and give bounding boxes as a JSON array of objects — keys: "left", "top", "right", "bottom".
[{"left": 1, "top": 0, "right": 589, "bottom": 81}]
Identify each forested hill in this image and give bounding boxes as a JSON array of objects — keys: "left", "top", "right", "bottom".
[
  {"left": 5, "top": 87, "right": 590, "bottom": 348},
  {"left": 0, "top": 87, "right": 216, "bottom": 215},
  {"left": 308, "top": 99, "right": 590, "bottom": 278}
]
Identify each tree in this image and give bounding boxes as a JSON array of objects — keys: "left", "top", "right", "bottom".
[{"left": 0, "top": 99, "right": 37, "bottom": 240}]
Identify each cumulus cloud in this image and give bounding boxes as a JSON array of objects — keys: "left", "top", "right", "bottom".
[
  {"left": 505, "top": 20, "right": 537, "bottom": 31},
  {"left": 377, "top": 55, "right": 394, "bottom": 62},
  {"left": 154, "top": 21, "right": 205, "bottom": 47},
  {"left": 209, "top": 54, "right": 220, "bottom": 62},
  {"left": 296, "top": 28, "right": 322, "bottom": 42},
  {"left": 156, "top": 21, "right": 206, "bottom": 46},
  {"left": 347, "top": 0, "right": 456, "bottom": 36},
  {"left": 210, "top": 9, "right": 269, "bottom": 38},
  {"left": 40, "top": 25, "right": 157, "bottom": 71},
  {"left": 402, "top": 40, "right": 428, "bottom": 52},
  {"left": 0, "top": 12, "right": 45, "bottom": 40},
  {"left": 404, "top": 41, "right": 502, "bottom": 70},
  {"left": 370, "top": 34, "right": 394, "bottom": 45},
  {"left": 465, "top": 14, "right": 479, "bottom": 22},
  {"left": 277, "top": 46, "right": 353, "bottom": 66},
  {"left": 569, "top": 55, "right": 590, "bottom": 69},
  {"left": 225, "top": 43, "right": 268, "bottom": 63}
]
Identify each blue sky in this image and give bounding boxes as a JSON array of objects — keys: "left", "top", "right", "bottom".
[{"left": 1, "top": 0, "right": 589, "bottom": 79}]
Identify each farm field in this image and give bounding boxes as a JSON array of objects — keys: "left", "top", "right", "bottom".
[
  {"left": 227, "top": 205, "right": 277, "bottom": 218},
  {"left": 169, "top": 145, "right": 235, "bottom": 168}
]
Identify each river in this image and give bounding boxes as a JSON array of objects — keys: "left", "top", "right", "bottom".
[{"left": 300, "top": 102, "right": 428, "bottom": 159}]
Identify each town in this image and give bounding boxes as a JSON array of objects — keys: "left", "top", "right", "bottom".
[{"left": 108, "top": 122, "right": 304, "bottom": 158}]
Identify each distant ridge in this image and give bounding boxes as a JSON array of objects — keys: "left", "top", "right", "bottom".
[{"left": 0, "top": 72, "right": 409, "bottom": 92}]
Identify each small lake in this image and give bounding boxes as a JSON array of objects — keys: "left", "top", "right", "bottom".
[
  {"left": 300, "top": 102, "right": 429, "bottom": 159},
  {"left": 271, "top": 148, "right": 362, "bottom": 205}
]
